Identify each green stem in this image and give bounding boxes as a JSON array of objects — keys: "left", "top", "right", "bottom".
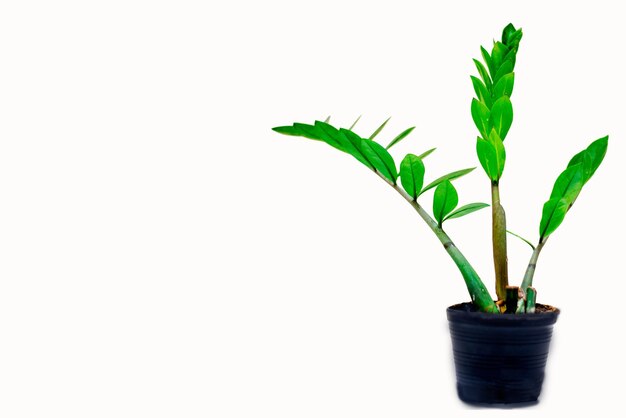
[
  {"left": 376, "top": 171, "right": 499, "bottom": 313},
  {"left": 491, "top": 182, "right": 509, "bottom": 301},
  {"left": 520, "top": 238, "right": 546, "bottom": 292}
]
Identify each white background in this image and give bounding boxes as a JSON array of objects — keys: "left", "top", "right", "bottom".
[{"left": 1, "top": 1, "right": 624, "bottom": 416}]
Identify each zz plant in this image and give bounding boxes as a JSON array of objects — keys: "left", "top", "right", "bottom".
[{"left": 272, "top": 23, "right": 608, "bottom": 314}]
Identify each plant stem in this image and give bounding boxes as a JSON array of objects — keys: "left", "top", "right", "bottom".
[
  {"left": 491, "top": 181, "right": 509, "bottom": 301},
  {"left": 375, "top": 171, "right": 499, "bottom": 313},
  {"left": 520, "top": 238, "right": 547, "bottom": 292}
]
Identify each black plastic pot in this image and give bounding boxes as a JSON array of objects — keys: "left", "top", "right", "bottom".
[{"left": 447, "top": 302, "right": 560, "bottom": 405}]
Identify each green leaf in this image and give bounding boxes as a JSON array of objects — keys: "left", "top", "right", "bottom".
[
  {"left": 506, "top": 29, "right": 523, "bottom": 53},
  {"left": 503, "top": 49, "right": 517, "bottom": 69},
  {"left": 491, "top": 42, "right": 510, "bottom": 76},
  {"left": 314, "top": 121, "right": 355, "bottom": 153},
  {"left": 476, "top": 138, "right": 498, "bottom": 181},
  {"left": 494, "top": 59, "right": 513, "bottom": 83},
  {"left": 476, "top": 130, "right": 505, "bottom": 180},
  {"left": 480, "top": 46, "right": 494, "bottom": 79},
  {"left": 337, "top": 128, "right": 377, "bottom": 169},
  {"left": 358, "top": 135, "right": 398, "bottom": 182},
  {"left": 506, "top": 230, "right": 535, "bottom": 250},
  {"left": 399, "top": 154, "right": 425, "bottom": 200},
  {"left": 549, "top": 163, "right": 584, "bottom": 203},
  {"left": 538, "top": 163, "right": 585, "bottom": 240},
  {"left": 348, "top": 115, "right": 361, "bottom": 130},
  {"left": 539, "top": 197, "right": 569, "bottom": 240},
  {"left": 490, "top": 96, "right": 513, "bottom": 140},
  {"left": 369, "top": 117, "right": 391, "bottom": 140},
  {"left": 421, "top": 167, "right": 476, "bottom": 195},
  {"left": 493, "top": 73, "right": 515, "bottom": 99},
  {"left": 471, "top": 76, "right": 492, "bottom": 108},
  {"left": 433, "top": 180, "right": 459, "bottom": 226},
  {"left": 444, "top": 202, "right": 489, "bottom": 222},
  {"left": 502, "top": 23, "right": 517, "bottom": 45},
  {"left": 473, "top": 59, "right": 492, "bottom": 91},
  {"left": 471, "top": 98, "right": 490, "bottom": 139},
  {"left": 417, "top": 147, "right": 436, "bottom": 159},
  {"left": 386, "top": 126, "right": 416, "bottom": 150},
  {"left": 567, "top": 136, "right": 609, "bottom": 183}
]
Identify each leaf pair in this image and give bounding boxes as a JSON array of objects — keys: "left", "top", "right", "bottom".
[
  {"left": 538, "top": 136, "right": 609, "bottom": 240},
  {"left": 476, "top": 129, "right": 506, "bottom": 181},
  {"left": 471, "top": 97, "right": 513, "bottom": 141},
  {"left": 432, "top": 180, "right": 489, "bottom": 227},
  {"left": 399, "top": 156, "right": 475, "bottom": 201},
  {"left": 272, "top": 120, "right": 398, "bottom": 183}
]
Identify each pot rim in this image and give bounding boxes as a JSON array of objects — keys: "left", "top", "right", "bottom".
[{"left": 447, "top": 302, "right": 560, "bottom": 326}]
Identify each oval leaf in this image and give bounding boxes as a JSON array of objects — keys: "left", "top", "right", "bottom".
[
  {"left": 444, "top": 202, "right": 489, "bottom": 222},
  {"left": 421, "top": 167, "right": 476, "bottom": 195},
  {"left": 490, "top": 96, "right": 513, "bottom": 140},
  {"left": 493, "top": 73, "right": 515, "bottom": 99},
  {"left": 359, "top": 136, "right": 398, "bottom": 183},
  {"left": 549, "top": 163, "right": 584, "bottom": 203},
  {"left": 539, "top": 197, "right": 569, "bottom": 240},
  {"left": 491, "top": 42, "right": 510, "bottom": 76},
  {"left": 480, "top": 46, "right": 494, "bottom": 78},
  {"left": 471, "top": 98, "right": 490, "bottom": 139},
  {"left": 473, "top": 59, "right": 492, "bottom": 90},
  {"left": 471, "top": 76, "right": 492, "bottom": 108},
  {"left": 476, "top": 138, "right": 498, "bottom": 180},
  {"left": 567, "top": 136, "right": 609, "bottom": 183},
  {"left": 433, "top": 180, "right": 459, "bottom": 226},
  {"left": 494, "top": 59, "right": 514, "bottom": 83},
  {"left": 399, "top": 154, "right": 425, "bottom": 200}
]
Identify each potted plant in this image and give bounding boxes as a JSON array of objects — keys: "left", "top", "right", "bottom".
[{"left": 271, "top": 23, "right": 608, "bottom": 405}]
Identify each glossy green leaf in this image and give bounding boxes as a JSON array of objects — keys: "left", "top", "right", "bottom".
[
  {"left": 480, "top": 46, "right": 494, "bottom": 79},
  {"left": 539, "top": 197, "right": 569, "bottom": 240},
  {"left": 369, "top": 117, "right": 390, "bottom": 140},
  {"left": 567, "top": 136, "right": 609, "bottom": 183},
  {"left": 488, "top": 129, "right": 506, "bottom": 178},
  {"left": 490, "top": 96, "right": 513, "bottom": 140},
  {"left": 502, "top": 23, "right": 517, "bottom": 45},
  {"left": 444, "top": 202, "right": 489, "bottom": 222},
  {"left": 549, "top": 163, "right": 584, "bottom": 203},
  {"left": 538, "top": 163, "right": 585, "bottom": 240},
  {"left": 494, "top": 60, "right": 513, "bottom": 83},
  {"left": 421, "top": 167, "right": 476, "bottom": 195},
  {"left": 476, "top": 130, "right": 505, "bottom": 180},
  {"left": 473, "top": 59, "right": 492, "bottom": 91},
  {"left": 399, "top": 154, "right": 425, "bottom": 200},
  {"left": 314, "top": 121, "right": 355, "bottom": 153},
  {"left": 337, "top": 128, "right": 377, "bottom": 170},
  {"left": 506, "top": 29, "right": 523, "bottom": 53},
  {"left": 493, "top": 73, "right": 515, "bottom": 99},
  {"left": 348, "top": 115, "right": 361, "bottom": 130},
  {"left": 418, "top": 147, "right": 436, "bottom": 159},
  {"left": 471, "top": 98, "right": 490, "bottom": 139},
  {"left": 503, "top": 49, "right": 517, "bottom": 69},
  {"left": 491, "top": 42, "right": 510, "bottom": 75},
  {"left": 433, "top": 180, "right": 459, "bottom": 226},
  {"left": 358, "top": 135, "right": 398, "bottom": 182},
  {"left": 471, "top": 76, "right": 492, "bottom": 108},
  {"left": 386, "top": 126, "right": 415, "bottom": 150},
  {"left": 476, "top": 138, "right": 497, "bottom": 180}
]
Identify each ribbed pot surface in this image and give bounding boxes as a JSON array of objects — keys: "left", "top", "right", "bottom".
[{"left": 447, "top": 302, "right": 560, "bottom": 405}]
